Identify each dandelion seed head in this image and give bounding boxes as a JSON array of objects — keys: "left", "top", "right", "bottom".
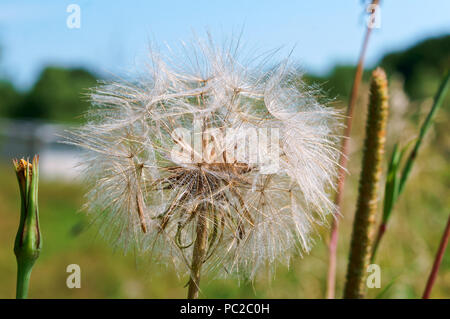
[{"left": 66, "top": 33, "right": 342, "bottom": 279}]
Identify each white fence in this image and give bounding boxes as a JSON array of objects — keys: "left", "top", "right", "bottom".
[{"left": 0, "top": 118, "right": 82, "bottom": 180}]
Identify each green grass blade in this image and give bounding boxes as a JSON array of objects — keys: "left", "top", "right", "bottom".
[
  {"left": 375, "top": 275, "right": 400, "bottom": 299},
  {"left": 382, "top": 144, "right": 401, "bottom": 223},
  {"left": 398, "top": 72, "right": 450, "bottom": 195},
  {"left": 372, "top": 142, "right": 410, "bottom": 263},
  {"left": 372, "top": 72, "right": 448, "bottom": 263}
]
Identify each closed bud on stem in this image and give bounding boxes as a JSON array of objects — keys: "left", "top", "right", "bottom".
[
  {"left": 344, "top": 68, "right": 389, "bottom": 299},
  {"left": 12, "top": 155, "right": 41, "bottom": 299}
]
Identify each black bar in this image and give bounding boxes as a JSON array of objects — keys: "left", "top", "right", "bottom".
[{"left": 0, "top": 299, "right": 448, "bottom": 317}]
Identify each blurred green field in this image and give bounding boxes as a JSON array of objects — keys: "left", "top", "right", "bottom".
[{"left": 0, "top": 94, "right": 448, "bottom": 299}]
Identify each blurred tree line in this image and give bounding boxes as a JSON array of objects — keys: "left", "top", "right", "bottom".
[
  {"left": 0, "top": 67, "right": 96, "bottom": 123},
  {"left": 305, "top": 34, "right": 450, "bottom": 104},
  {"left": 0, "top": 35, "right": 448, "bottom": 124}
]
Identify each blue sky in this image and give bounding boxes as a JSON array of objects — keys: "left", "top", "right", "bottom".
[{"left": 1, "top": 0, "right": 449, "bottom": 90}]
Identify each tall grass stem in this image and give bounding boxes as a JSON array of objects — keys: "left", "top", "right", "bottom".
[
  {"left": 422, "top": 215, "right": 450, "bottom": 299},
  {"left": 344, "top": 68, "right": 389, "bottom": 299},
  {"left": 326, "top": 0, "right": 380, "bottom": 299}
]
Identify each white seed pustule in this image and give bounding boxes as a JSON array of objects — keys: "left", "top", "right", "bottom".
[{"left": 66, "top": 34, "right": 343, "bottom": 279}]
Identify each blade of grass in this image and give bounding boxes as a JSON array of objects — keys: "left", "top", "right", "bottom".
[
  {"left": 398, "top": 72, "right": 450, "bottom": 196},
  {"left": 382, "top": 144, "right": 402, "bottom": 223},
  {"left": 375, "top": 275, "right": 400, "bottom": 299},
  {"left": 371, "top": 143, "right": 406, "bottom": 262},
  {"left": 371, "top": 71, "right": 450, "bottom": 264}
]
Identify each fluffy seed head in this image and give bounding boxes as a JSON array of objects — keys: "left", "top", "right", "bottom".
[{"left": 66, "top": 34, "right": 342, "bottom": 279}]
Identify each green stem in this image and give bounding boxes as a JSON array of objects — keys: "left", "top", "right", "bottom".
[
  {"left": 16, "top": 259, "right": 34, "bottom": 299},
  {"left": 13, "top": 156, "right": 41, "bottom": 299}
]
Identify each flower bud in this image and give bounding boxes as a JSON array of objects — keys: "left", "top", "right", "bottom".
[{"left": 12, "top": 155, "right": 41, "bottom": 298}]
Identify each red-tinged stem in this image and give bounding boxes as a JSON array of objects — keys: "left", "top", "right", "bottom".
[
  {"left": 326, "top": 221, "right": 339, "bottom": 298},
  {"left": 326, "top": 0, "right": 379, "bottom": 299},
  {"left": 422, "top": 214, "right": 450, "bottom": 299},
  {"left": 187, "top": 210, "right": 208, "bottom": 299},
  {"left": 370, "top": 223, "right": 386, "bottom": 263}
]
